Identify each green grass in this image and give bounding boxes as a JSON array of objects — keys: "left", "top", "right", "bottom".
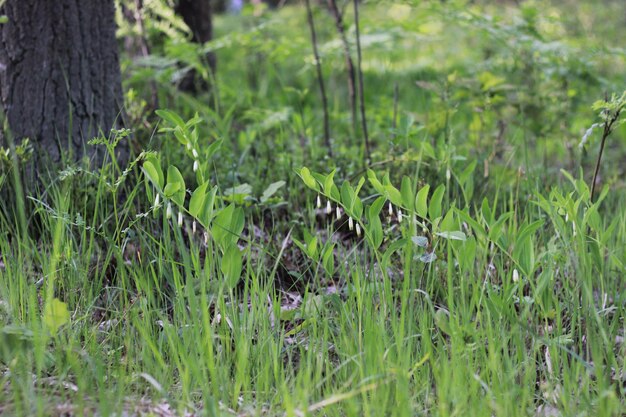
[{"left": 1, "top": 1, "right": 625, "bottom": 416}]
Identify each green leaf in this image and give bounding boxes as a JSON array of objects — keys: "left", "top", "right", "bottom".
[
  {"left": 189, "top": 182, "right": 209, "bottom": 220},
  {"left": 455, "top": 208, "right": 487, "bottom": 239},
  {"left": 166, "top": 166, "right": 186, "bottom": 206},
  {"left": 435, "top": 231, "right": 467, "bottom": 241},
  {"left": 43, "top": 298, "right": 70, "bottom": 335},
  {"left": 488, "top": 212, "right": 513, "bottom": 242},
  {"left": 369, "top": 196, "right": 386, "bottom": 218},
  {"left": 0, "top": 325, "right": 33, "bottom": 363},
  {"left": 324, "top": 169, "right": 337, "bottom": 197},
  {"left": 434, "top": 309, "right": 451, "bottom": 336},
  {"left": 367, "top": 170, "right": 386, "bottom": 196},
  {"left": 419, "top": 251, "right": 437, "bottom": 263},
  {"left": 260, "top": 181, "right": 286, "bottom": 203},
  {"left": 411, "top": 236, "right": 429, "bottom": 247},
  {"left": 385, "top": 184, "right": 403, "bottom": 208},
  {"left": 401, "top": 177, "right": 414, "bottom": 212},
  {"left": 340, "top": 181, "right": 354, "bottom": 214},
  {"left": 163, "top": 181, "right": 181, "bottom": 197},
  {"left": 322, "top": 244, "right": 335, "bottom": 276},
  {"left": 206, "top": 139, "right": 223, "bottom": 159},
  {"left": 199, "top": 186, "right": 218, "bottom": 226},
  {"left": 428, "top": 184, "right": 445, "bottom": 221},
  {"left": 213, "top": 204, "right": 244, "bottom": 250},
  {"left": 298, "top": 167, "right": 319, "bottom": 191},
  {"left": 382, "top": 238, "right": 409, "bottom": 271},
  {"left": 415, "top": 184, "right": 430, "bottom": 219},
  {"left": 142, "top": 157, "right": 164, "bottom": 190},
  {"left": 156, "top": 109, "right": 186, "bottom": 129},
  {"left": 221, "top": 244, "right": 243, "bottom": 289}
]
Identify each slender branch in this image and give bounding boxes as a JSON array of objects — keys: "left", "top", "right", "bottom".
[
  {"left": 353, "top": 0, "right": 370, "bottom": 161},
  {"left": 304, "top": 0, "right": 332, "bottom": 156},
  {"left": 590, "top": 106, "right": 622, "bottom": 202},
  {"left": 327, "top": 0, "right": 357, "bottom": 135}
]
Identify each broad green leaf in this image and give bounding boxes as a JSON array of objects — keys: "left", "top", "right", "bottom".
[
  {"left": 142, "top": 158, "right": 164, "bottom": 190},
  {"left": 367, "top": 170, "right": 386, "bottom": 196},
  {"left": 173, "top": 127, "right": 188, "bottom": 146},
  {"left": 163, "top": 181, "right": 181, "bottom": 197},
  {"left": 354, "top": 176, "right": 366, "bottom": 195},
  {"left": 419, "top": 251, "right": 437, "bottom": 263},
  {"left": 411, "top": 236, "right": 429, "bottom": 247},
  {"left": 481, "top": 198, "right": 494, "bottom": 225},
  {"left": 428, "top": 184, "right": 445, "bottom": 221},
  {"left": 199, "top": 186, "right": 218, "bottom": 227},
  {"left": 415, "top": 184, "right": 430, "bottom": 219},
  {"left": 455, "top": 208, "right": 487, "bottom": 239},
  {"left": 0, "top": 325, "right": 34, "bottom": 363},
  {"left": 206, "top": 139, "right": 223, "bottom": 159},
  {"left": 166, "top": 166, "right": 185, "bottom": 206},
  {"left": 322, "top": 244, "right": 335, "bottom": 276},
  {"left": 306, "top": 236, "right": 319, "bottom": 259},
  {"left": 213, "top": 204, "right": 244, "bottom": 250},
  {"left": 156, "top": 109, "right": 186, "bottom": 129},
  {"left": 385, "top": 184, "right": 403, "bottom": 208},
  {"left": 367, "top": 215, "right": 383, "bottom": 249},
  {"left": 324, "top": 169, "right": 337, "bottom": 196},
  {"left": 221, "top": 244, "right": 243, "bottom": 289},
  {"left": 260, "top": 181, "right": 286, "bottom": 203},
  {"left": 189, "top": 182, "right": 209, "bottom": 220},
  {"left": 434, "top": 309, "right": 451, "bottom": 336},
  {"left": 488, "top": 212, "right": 514, "bottom": 242},
  {"left": 299, "top": 167, "right": 319, "bottom": 191},
  {"left": 43, "top": 298, "right": 70, "bottom": 335},
  {"left": 381, "top": 238, "right": 409, "bottom": 271},
  {"left": 435, "top": 231, "right": 467, "bottom": 241},
  {"left": 369, "top": 196, "right": 386, "bottom": 218},
  {"left": 401, "top": 177, "right": 414, "bottom": 212}
]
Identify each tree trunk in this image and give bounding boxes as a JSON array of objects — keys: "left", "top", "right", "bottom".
[
  {"left": 175, "top": 0, "right": 216, "bottom": 93},
  {"left": 0, "top": 0, "right": 126, "bottom": 166}
]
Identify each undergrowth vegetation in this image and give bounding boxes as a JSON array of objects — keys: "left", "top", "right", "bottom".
[{"left": 1, "top": 1, "right": 625, "bottom": 416}]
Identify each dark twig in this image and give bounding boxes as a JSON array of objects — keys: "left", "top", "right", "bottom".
[
  {"left": 590, "top": 103, "right": 623, "bottom": 202},
  {"left": 353, "top": 0, "right": 370, "bottom": 161},
  {"left": 304, "top": 0, "right": 332, "bottom": 156},
  {"left": 327, "top": 0, "right": 357, "bottom": 135}
]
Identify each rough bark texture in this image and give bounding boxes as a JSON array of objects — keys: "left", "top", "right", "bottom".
[
  {"left": 175, "top": 0, "right": 216, "bottom": 92},
  {"left": 0, "top": 0, "right": 126, "bottom": 166}
]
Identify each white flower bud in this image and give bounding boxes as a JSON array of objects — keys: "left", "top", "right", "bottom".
[
  {"left": 192, "top": 220, "right": 197, "bottom": 234},
  {"left": 446, "top": 168, "right": 451, "bottom": 181},
  {"left": 512, "top": 269, "right": 519, "bottom": 283},
  {"left": 192, "top": 149, "right": 199, "bottom": 158},
  {"left": 336, "top": 205, "right": 341, "bottom": 220},
  {"left": 154, "top": 193, "right": 160, "bottom": 207},
  {"left": 348, "top": 217, "right": 354, "bottom": 231},
  {"left": 186, "top": 142, "right": 192, "bottom": 150},
  {"left": 397, "top": 209, "right": 403, "bottom": 223},
  {"left": 388, "top": 201, "right": 393, "bottom": 216},
  {"left": 355, "top": 222, "right": 361, "bottom": 237},
  {"left": 177, "top": 211, "right": 183, "bottom": 226},
  {"left": 326, "top": 200, "right": 332, "bottom": 215},
  {"left": 166, "top": 202, "right": 172, "bottom": 219},
  {"left": 316, "top": 195, "right": 321, "bottom": 209},
  {"left": 193, "top": 160, "right": 199, "bottom": 172}
]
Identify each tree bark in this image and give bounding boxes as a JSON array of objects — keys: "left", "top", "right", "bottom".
[
  {"left": 175, "top": 0, "right": 216, "bottom": 93},
  {"left": 0, "top": 0, "right": 126, "bottom": 166}
]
